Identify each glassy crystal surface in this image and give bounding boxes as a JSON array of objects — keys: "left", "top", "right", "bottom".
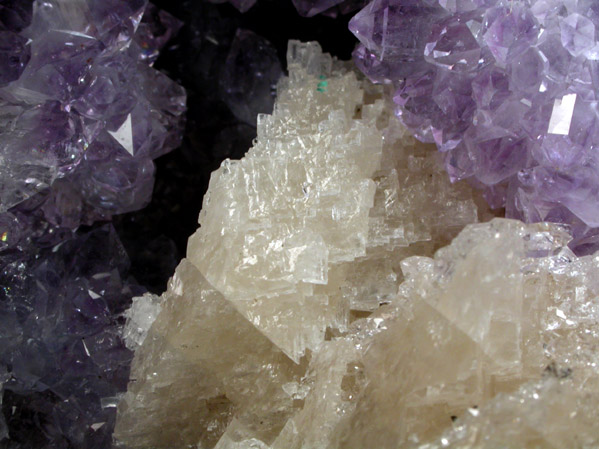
[
  {"left": 274, "top": 218, "right": 599, "bottom": 449},
  {"left": 0, "top": 0, "right": 185, "bottom": 227},
  {"left": 219, "top": 29, "right": 283, "bottom": 126},
  {"left": 350, "top": 0, "right": 599, "bottom": 253},
  {"left": 0, "top": 224, "right": 144, "bottom": 448},
  {"left": 115, "top": 41, "right": 485, "bottom": 449}
]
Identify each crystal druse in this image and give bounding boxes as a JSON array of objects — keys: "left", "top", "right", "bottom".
[
  {"left": 350, "top": 0, "right": 599, "bottom": 253},
  {"left": 0, "top": 1, "right": 185, "bottom": 447},
  {"left": 0, "top": 0, "right": 185, "bottom": 233},
  {"left": 1, "top": 225, "right": 145, "bottom": 448},
  {"left": 115, "top": 42, "right": 503, "bottom": 448}
]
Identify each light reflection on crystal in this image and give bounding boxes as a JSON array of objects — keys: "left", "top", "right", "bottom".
[
  {"left": 350, "top": 0, "right": 599, "bottom": 253},
  {"left": 115, "top": 41, "right": 488, "bottom": 449},
  {"left": 548, "top": 93, "right": 577, "bottom": 135}
]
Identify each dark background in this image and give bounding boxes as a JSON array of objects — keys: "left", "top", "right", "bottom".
[{"left": 113, "top": 0, "right": 358, "bottom": 292}]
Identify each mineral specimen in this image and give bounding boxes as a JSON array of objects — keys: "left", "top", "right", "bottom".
[
  {"left": 271, "top": 218, "right": 599, "bottom": 448},
  {"left": 349, "top": 0, "right": 599, "bottom": 253},
  {"left": 0, "top": 0, "right": 185, "bottom": 228},
  {"left": 115, "top": 41, "right": 486, "bottom": 448},
  {"left": 0, "top": 1, "right": 186, "bottom": 447},
  {"left": 0, "top": 225, "right": 144, "bottom": 448}
]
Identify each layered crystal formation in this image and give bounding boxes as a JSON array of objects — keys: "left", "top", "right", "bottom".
[
  {"left": 115, "top": 41, "right": 486, "bottom": 448},
  {"left": 271, "top": 218, "right": 599, "bottom": 448},
  {"left": 350, "top": 0, "right": 599, "bottom": 252},
  {"left": 0, "top": 0, "right": 185, "bottom": 228}
]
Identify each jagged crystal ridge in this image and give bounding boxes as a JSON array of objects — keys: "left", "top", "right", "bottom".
[{"left": 115, "top": 40, "right": 486, "bottom": 449}]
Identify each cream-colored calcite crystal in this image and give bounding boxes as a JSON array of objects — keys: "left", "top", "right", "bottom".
[
  {"left": 115, "top": 41, "right": 488, "bottom": 448},
  {"left": 238, "top": 219, "right": 599, "bottom": 449},
  {"left": 187, "top": 42, "right": 484, "bottom": 363}
]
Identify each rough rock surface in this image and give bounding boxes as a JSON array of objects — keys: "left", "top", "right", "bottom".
[{"left": 115, "top": 41, "right": 485, "bottom": 449}]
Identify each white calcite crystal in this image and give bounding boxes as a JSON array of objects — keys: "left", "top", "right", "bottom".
[
  {"left": 270, "top": 218, "right": 599, "bottom": 449},
  {"left": 122, "top": 292, "right": 163, "bottom": 351},
  {"left": 115, "top": 41, "right": 490, "bottom": 448}
]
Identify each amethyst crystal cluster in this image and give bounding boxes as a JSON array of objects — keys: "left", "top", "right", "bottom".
[
  {"left": 350, "top": 0, "right": 599, "bottom": 252},
  {"left": 0, "top": 0, "right": 185, "bottom": 234},
  {"left": 1, "top": 225, "right": 144, "bottom": 448},
  {"left": 0, "top": 0, "right": 185, "bottom": 447}
]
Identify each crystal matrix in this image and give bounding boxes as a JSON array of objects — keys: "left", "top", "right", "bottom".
[
  {"left": 115, "top": 41, "right": 485, "bottom": 448},
  {"left": 273, "top": 218, "right": 599, "bottom": 448},
  {"left": 350, "top": 0, "right": 599, "bottom": 253}
]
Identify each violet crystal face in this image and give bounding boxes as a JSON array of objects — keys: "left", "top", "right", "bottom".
[
  {"left": 0, "top": 1, "right": 185, "bottom": 447},
  {"left": 350, "top": 0, "right": 599, "bottom": 253},
  {"left": 0, "top": 0, "right": 186, "bottom": 229},
  {"left": 0, "top": 224, "right": 144, "bottom": 449}
]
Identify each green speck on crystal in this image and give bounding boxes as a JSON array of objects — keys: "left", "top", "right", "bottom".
[{"left": 317, "top": 75, "right": 328, "bottom": 92}]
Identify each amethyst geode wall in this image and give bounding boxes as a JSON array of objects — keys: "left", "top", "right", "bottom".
[
  {"left": 350, "top": 0, "right": 599, "bottom": 253},
  {"left": 0, "top": 1, "right": 185, "bottom": 447},
  {"left": 0, "top": 0, "right": 185, "bottom": 234},
  {"left": 0, "top": 225, "right": 144, "bottom": 448}
]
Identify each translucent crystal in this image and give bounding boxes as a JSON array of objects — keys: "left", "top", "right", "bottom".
[
  {"left": 350, "top": 0, "right": 599, "bottom": 253},
  {"left": 222, "top": 219, "right": 599, "bottom": 448},
  {"left": 122, "top": 292, "right": 162, "bottom": 351},
  {"left": 115, "top": 41, "right": 485, "bottom": 449},
  {"left": 114, "top": 260, "right": 305, "bottom": 449},
  {"left": 0, "top": 0, "right": 185, "bottom": 226}
]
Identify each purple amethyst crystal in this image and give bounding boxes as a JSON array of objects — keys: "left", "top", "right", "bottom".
[
  {"left": 0, "top": 3, "right": 184, "bottom": 443},
  {"left": 0, "top": 224, "right": 144, "bottom": 448},
  {"left": 0, "top": 0, "right": 185, "bottom": 228},
  {"left": 350, "top": 0, "right": 599, "bottom": 253}
]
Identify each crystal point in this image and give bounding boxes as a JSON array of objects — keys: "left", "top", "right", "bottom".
[
  {"left": 0, "top": 0, "right": 185, "bottom": 228},
  {"left": 351, "top": 0, "right": 599, "bottom": 252},
  {"left": 116, "top": 41, "right": 486, "bottom": 449}
]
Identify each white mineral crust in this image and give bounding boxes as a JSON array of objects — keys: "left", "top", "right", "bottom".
[
  {"left": 122, "top": 292, "right": 163, "bottom": 351},
  {"left": 113, "top": 41, "right": 516, "bottom": 449}
]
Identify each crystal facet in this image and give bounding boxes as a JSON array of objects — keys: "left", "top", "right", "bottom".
[
  {"left": 350, "top": 0, "right": 599, "bottom": 253},
  {"left": 0, "top": 0, "right": 185, "bottom": 227},
  {"left": 115, "top": 41, "right": 486, "bottom": 449}
]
